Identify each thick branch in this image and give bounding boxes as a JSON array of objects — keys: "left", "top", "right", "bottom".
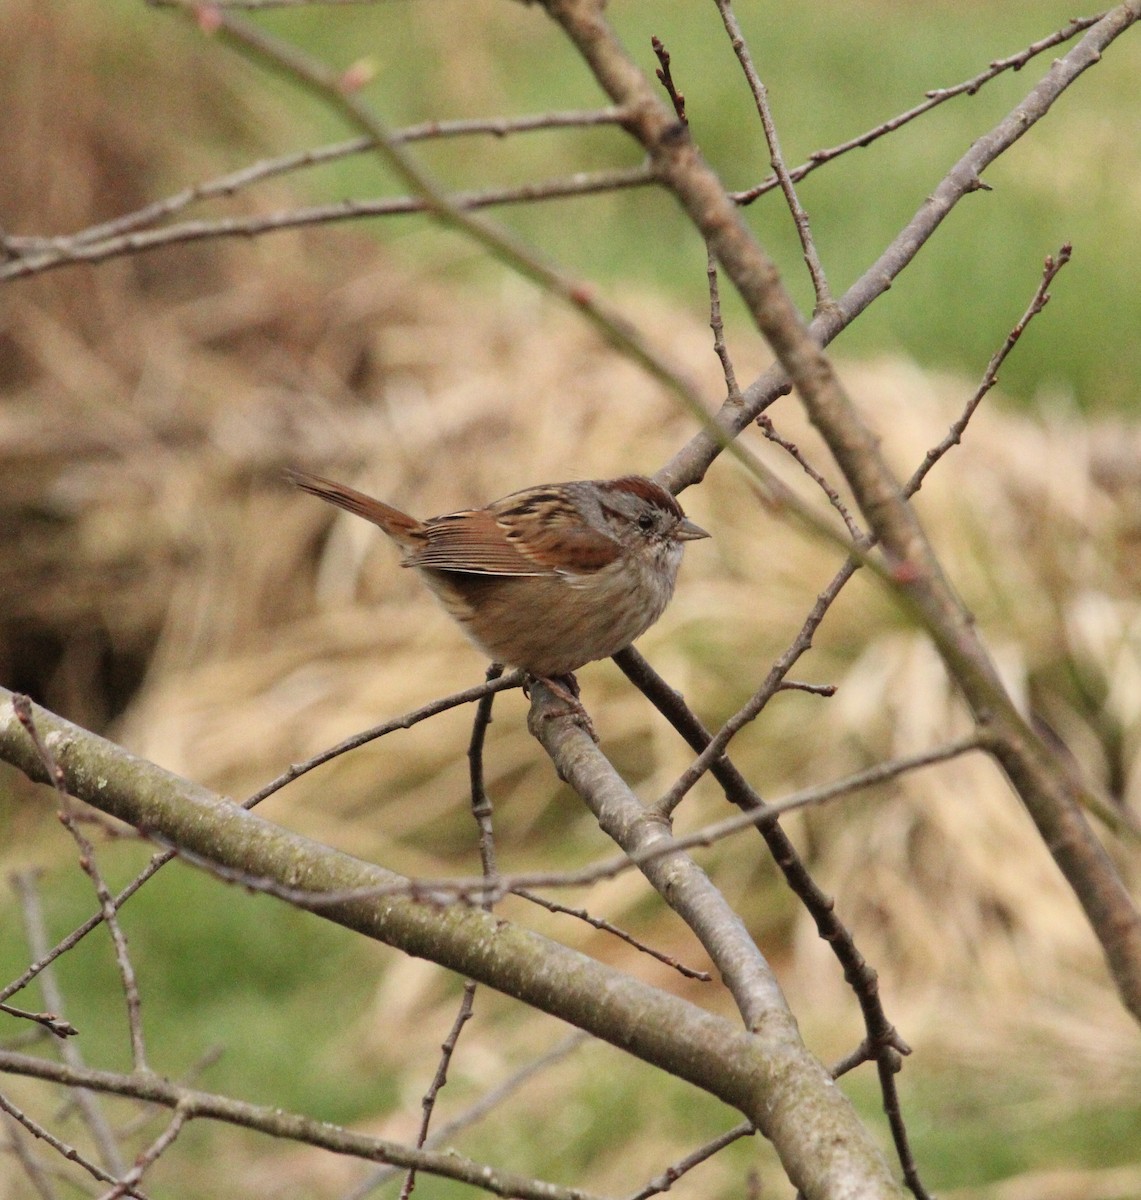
[
  {"left": 541, "top": 0, "right": 1141, "bottom": 1026},
  {"left": 0, "top": 690, "right": 902, "bottom": 1200},
  {"left": 527, "top": 683, "right": 788, "bottom": 1034},
  {"left": 526, "top": 686, "right": 901, "bottom": 1199}
]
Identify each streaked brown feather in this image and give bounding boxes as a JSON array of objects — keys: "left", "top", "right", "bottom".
[
  {"left": 410, "top": 496, "right": 622, "bottom": 576},
  {"left": 493, "top": 494, "right": 622, "bottom": 572},
  {"left": 410, "top": 509, "right": 552, "bottom": 576}
]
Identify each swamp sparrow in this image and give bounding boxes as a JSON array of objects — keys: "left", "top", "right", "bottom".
[{"left": 286, "top": 470, "right": 708, "bottom": 683}]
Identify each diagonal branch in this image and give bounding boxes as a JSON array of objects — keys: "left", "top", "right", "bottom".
[
  {"left": 0, "top": 1052, "right": 601, "bottom": 1200},
  {"left": 526, "top": 683, "right": 789, "bottom": 1034},
  {"left": 0, "top": 689, "right": 903, "bottom": 1199},
  {"left": 525, "top": 683, "right": 902, "bottom": 1199},
  {"left": 541, "top": 0, "right": 1141, "bottom": 1027},
  {"left": 659, "top": 8, "right": 1136, "bottom": 493}
]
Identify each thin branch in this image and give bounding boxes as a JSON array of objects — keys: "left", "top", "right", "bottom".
[
  {"left": 400, "top": 665, "right": 506, "bottom": 1200},
  {"left": 828, "top": 1041, "right": 875, "bottom": 1081},
  {"left": 177, "top": 733, "right": 986, "bottom": 908},
  {"left": 757, "top": 414, "right": 863, "bottom": 541},
  {"left": 11, "top": 872, "right": 126, "bottom": 1177},
  {"left": 0, "top": 168, "right": 655, "bottom": 282},
  {"left": 515, "top": 890, "right": 713, "bottom": 981},
  {"left": 624, "top": 1120, "right": 756, "bottom": 1200},
  {"left": 0, "top": 1105, "right": 60, "bottom": 1200},
  {"left": 11, "top": 698, "right": 149, "bottom": 1073},
  {"left": 97, "top": 1106, "right": 187, "bottom": 1200},
  {"left": 0, "top": 1054, "right": 606, "bottom": 1200},
  {"left": 705, "top": 249, "right": 742, "bottom": 403},
  {"left": 714, "top": 0, "right": 831, "bottom": 307},
  {"left": 0, "top": 853, "right": 172, "bottom": 1008},
  {"left": 399, "top": 982, "right": 477, "bottom": 1200},
  {"left": 0, "top": 1092, "right": 146, "bottom": 1200},
  {"left": 906, "top": 243, "right": 1073, "bottom": 498},
  {"left": 468, "top": 665, "right": 504, "bottom": 888},
  {"left": 6, "top": 108, "right": 630, "bottom": 253},
  {"left": 650, "top": 37, "right": 687, "bottom": 125},
  {"left": 0, "top": 1001, "right": 75, "bottom": 1041},
  {"left": 342, "top": 1032, "right": 592, "bottom": 1200},
  {"left": 730, "top": 14, "right": 1105, "bottom": 206}
]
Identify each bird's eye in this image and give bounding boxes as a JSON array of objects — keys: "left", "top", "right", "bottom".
[{"left": 637, "top": 513, "right": 655, "bottom": 532}]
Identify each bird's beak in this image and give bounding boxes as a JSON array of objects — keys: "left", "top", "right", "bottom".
[{"left": 676, "top": 518, "right": 710, "bottom": 541}]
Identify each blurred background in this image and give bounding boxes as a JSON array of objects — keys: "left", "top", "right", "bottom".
[{"left": 1, "top": 1, "right": 1139, "bottom": 1197}]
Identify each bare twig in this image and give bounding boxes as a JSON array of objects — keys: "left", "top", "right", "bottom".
[
  {"left": 11, "top": 872, "right": 125, "bottom": 1176},
  {"left": 730, "top": 14, "right": 1105, "bottom": 206},
  {"left": 758, "top": 415, "right": 863, "bottom": 541},
  {"left": 1, "top": 853, "right": 172, "bottom": 1008},
  {"left": 0, "top": 1000, "right": 76, "bottom": 1040},
  {"left": 714, "top": 0, "right": 831, "bottom": 307},
  {"left": 468, "top": 665, "right": 504, "bottom": 887},
  {"left": 0, "top": 1053, "right": 604, "bottom": 1200},
  {"left": 778, "top": 680, "right": 836, "bottom": 698},
  {"left": 97, "top": 1106, "right": 187, "bottom": 1200},
  {"left": 5, "top": 108, "right": 630, "bottom": 254},
  {"left": 239, "top": 733, "right": 984, "bottom": 907},
  {"left": 705, "top": 249, "right": 742, "bottom": 403},
  {"left": 150, "top": 728, "right": 980, "bottom": 909},
  {"left": 399, "top": 983, "right": 478, "bottom": 1200},
  {"left": 400, "top": 665, "right": 506, "bottom": 1200},
  {"left": 625, "top": 1120, "right": 756, "bottom": 1200},
  {"left": 0, "top": 1092, "right": 146, "bottom": 1200},
  {"left": 0, "top": 169, "right": 655, "bottom": 282},
  {"left": 342, "top": 1032, "right": 592, "bottom": 1200},
  {"left": 650, "top": 37, "right": 687, "bottom": 125},
  {"left": 515, "top": 890, "right": 713, "bottom": 981},
  {"left": 906, "top": 243, "right": 1073, "bottom": 498},
  {"left": 0, "top": 1104, "right": 60, "bottom": 1200},
  {"left": 11, "top": 697, "right": 149, "bottom": 1073}
]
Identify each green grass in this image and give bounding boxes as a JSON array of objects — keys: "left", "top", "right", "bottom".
[
  {"left": 0, "top": 843, "right": 391, "bottom": 1124},
  {"left": 164, "top": 0, "right": 1141, "bottom": 413},
  {"left": 843, "top": 1067, "right": 1141, "bottom": 1192}
]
